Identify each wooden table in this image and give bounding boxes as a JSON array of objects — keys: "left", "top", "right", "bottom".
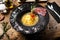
[{"left": 0, "top": 0, "right": 60, "bottom": 40}]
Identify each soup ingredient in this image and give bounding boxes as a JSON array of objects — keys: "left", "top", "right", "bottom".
[
  {"left": 30, "top": 13, "right": 35, "bottom": 18},
  {"left": 33, "top": 7, "right": 46, "bottom": 16},
  {"left": 21, "top": 12, "right": 39, "bottom": 27}
]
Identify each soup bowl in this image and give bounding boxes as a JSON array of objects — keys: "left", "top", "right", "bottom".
[{"left": 10, "top": 3, "right": 49, "bottom": 34}]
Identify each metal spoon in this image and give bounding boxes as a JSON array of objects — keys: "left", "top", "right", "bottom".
[{"left": 48, "top": 5, "right": 60, "bottom": 18}]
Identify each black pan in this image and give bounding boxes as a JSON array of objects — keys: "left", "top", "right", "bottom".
[{"left": 10, "top": 3, "right": 49, "bottom": 34}]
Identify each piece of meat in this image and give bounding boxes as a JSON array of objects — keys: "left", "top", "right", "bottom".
[{"left": 33, "top": 7, "right": 46, "bottom": 16}]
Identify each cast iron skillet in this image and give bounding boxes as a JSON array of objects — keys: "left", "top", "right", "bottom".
[{"left": 10, "top": 3, "right": 49, "bottom": 34}]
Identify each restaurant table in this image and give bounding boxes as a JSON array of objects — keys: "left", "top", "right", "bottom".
[{"left": 0, "top": 0, "right": 60, "bottom": 40}]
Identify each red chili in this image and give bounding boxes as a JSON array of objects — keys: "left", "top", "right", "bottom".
[{"left": 30, "top": 13, "right": 35, "bottom": 18}]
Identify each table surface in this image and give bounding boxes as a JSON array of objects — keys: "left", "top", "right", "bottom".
[{"left": 0, "top": 0, "right": 60, "bottom": 40}]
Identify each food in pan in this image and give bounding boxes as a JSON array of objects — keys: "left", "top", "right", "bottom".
[
  {"left": 32, "top": 7, "right": 46, "bottom": 16},
  {"left": 21, "top": 12, "right": 39, "bottom": 27},
  {"left": 21, "top": 7, "right": 46, "bottom": 27}
]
